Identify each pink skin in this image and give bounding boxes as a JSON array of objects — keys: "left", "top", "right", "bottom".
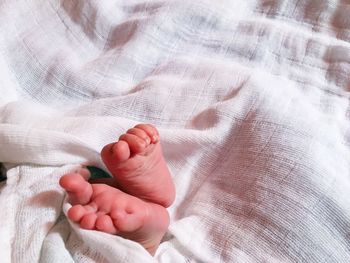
[
  {"left": 59, "top": 173, "right": 169, "bottom": 255},
  {"left": 100, "top": 124, "right": 175, "bottom": 208},
  {"left": 59, "top": 124, "right": 175, "bottom": 255}
]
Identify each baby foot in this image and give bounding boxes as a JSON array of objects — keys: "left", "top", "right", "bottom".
[
  {"left": 59, "top": 172, "right": 169, "bottom": 255},
  {"left": 101, "top": 124, "right": 175, "bottom": 207}
]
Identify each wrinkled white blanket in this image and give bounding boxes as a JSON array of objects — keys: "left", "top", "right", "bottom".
[{"left": 0, "top": 0, "right": 350, "bottom": 262}]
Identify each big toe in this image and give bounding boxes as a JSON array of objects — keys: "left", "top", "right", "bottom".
[
  {"left": 101, "top": 140, "right": 131, "bottom": 164},
  {"left": 59, "top": 173, "right": 92, "bottom": 205}
]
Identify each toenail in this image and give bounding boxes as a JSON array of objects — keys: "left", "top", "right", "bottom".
[
  {"left": 145, "top": 137, "right": 151, "bottom": 144},
  {"left": 152, "top": 135, "right": 159, "bottom": 143}
]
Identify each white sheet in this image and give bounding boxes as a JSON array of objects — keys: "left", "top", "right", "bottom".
[{"left": 0, "top": 0, "right": 350, "bottom": 262}]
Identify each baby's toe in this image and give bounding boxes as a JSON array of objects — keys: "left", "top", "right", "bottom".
[
  {"left": 80, "top": 213, "right": 98, "bottom": 230},
  {"left": 96, "top": 214, "right": 117, "bottom": 234},
  {"left": 67, "top": 204, "right": 86, "bottom": 222},
  {"left": 59, "top": 173, "right": 87, "bottom": 193},
  {"left": 134, "top": 124, "right": 159, "bottom": 143},
  {"left": 60, "top": 173, "right": 93, "bottom": 205},
  {"left": 119, "top": 133, "right": 147, "bottom": 154},
  {"left": 77, "top": 167, "right": 91, "bottom": 180},
  {"left": 101, "top": 140, "right": 130, "bottom": 162},
  {"left": 127, "top": 127, "right": 151, "bottom": 145}
]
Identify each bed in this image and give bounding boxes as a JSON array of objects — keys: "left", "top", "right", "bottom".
[{"left": 0, "top": 0, "right": 349, "bottom": 262}]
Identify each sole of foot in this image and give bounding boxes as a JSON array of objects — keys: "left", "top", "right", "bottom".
[
  {"left": 59, "top": 172, "right": 169, "bottom": 255},
  {"left": 101, "top": 124, "right": 175, "bottom": 207}
]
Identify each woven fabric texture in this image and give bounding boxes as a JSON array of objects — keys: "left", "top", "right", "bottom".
[{"left": 0, "top": 0, "right": 349, "bottom": 262}]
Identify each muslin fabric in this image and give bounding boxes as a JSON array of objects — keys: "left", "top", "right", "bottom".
[{"left": 0, "top": 0, "right": 349, "bottom": 262}]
